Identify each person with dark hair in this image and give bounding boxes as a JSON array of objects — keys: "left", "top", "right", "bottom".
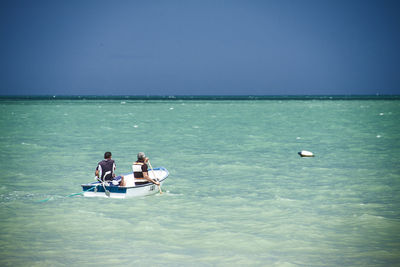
[
  {"left": 131, "top": 152, "right": 160, "bottom": 186},
  {"left": 95, "top": 151, "right": 120, "bottom": 182}
]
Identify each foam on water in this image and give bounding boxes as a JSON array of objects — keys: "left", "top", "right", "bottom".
[{"left": 0, "top": 98, "right": 399, "bottom": 266}]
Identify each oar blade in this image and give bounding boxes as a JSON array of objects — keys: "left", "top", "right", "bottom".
[{"left": 148, "top": 160, "right": 162, "bottom": 194}]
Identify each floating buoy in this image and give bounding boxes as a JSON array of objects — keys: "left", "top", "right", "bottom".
[{"left": 298, "top": 150, "right": 314, "bottom": 157}]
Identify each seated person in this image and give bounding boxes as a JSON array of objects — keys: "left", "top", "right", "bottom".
[
  {"left": 131, "top": 152, "right": 160, "bottom": 186},
  {"left": 95, "top": 151, "right": 123, "bottom": 185}
]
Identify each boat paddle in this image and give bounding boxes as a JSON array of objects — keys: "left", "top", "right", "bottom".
[
  {"left": 97, "top": 177, "right": 111, "bottom": 197},
  {"left": 148, "top": 160, "right": 162, "bottom": 194}
]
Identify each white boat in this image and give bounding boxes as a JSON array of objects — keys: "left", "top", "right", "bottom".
[
  {"left": 298, "top": 150, "right": 315, "bottom": 157},
  {"left": 81, "top": 167, "right": 168, "bottom": 198}
]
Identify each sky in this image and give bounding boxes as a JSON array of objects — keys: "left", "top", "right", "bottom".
[{"left": 0, "top": 0, "right": 399, "bottom": 96}]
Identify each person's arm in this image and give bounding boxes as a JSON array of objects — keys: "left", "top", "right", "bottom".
[
  {"left": 142, "top": 159, "right": 160, "bottom": 185},
  {"left": 142, "top": 171, "right": 160, "bottom": 185},
  {"left": 95, "top": 165, "right": 100, "bottom": 178}
]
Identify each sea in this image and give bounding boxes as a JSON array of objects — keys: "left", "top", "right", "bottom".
[{"left": 0, "top": 96, "right": 399, "bottom": 266}]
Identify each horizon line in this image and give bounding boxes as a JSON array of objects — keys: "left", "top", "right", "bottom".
[{"left": 0, "top": 94, "right": 399, "bottom": 100}]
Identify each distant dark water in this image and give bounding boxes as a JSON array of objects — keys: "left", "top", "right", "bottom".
[{"left": 0, "top": 95, "right": 399, "bottom": 101}]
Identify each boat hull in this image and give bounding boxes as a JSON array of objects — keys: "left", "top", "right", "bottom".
[{"left": 81, "top": 167, "right": 168, "bottom": 198}]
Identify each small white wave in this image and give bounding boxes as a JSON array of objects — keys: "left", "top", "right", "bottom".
[
  {"left": 0, "top": 191, "right": 39, "bottom": 202},
  {"left": 274, "top": 195, "right": 296, "bottom": 202},
  {"left": 359, "top": 213, "right": 385, "bottom": 220},
  {"left": 162, "top": 191, "right": 182, "bottom": 196}
]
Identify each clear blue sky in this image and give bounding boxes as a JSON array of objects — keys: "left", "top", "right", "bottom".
[{"left": 0, "top": 0, "right": 399, "bottom": 95}]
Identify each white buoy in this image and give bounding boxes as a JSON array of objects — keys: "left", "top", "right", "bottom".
[{"left": 298, "top": 150, "right": 314, "bottom": 157}]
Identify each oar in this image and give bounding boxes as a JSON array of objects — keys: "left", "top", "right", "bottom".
[
  {"left": 148, "top": 160, "right": 162, "bottom": 194},
  {"left": 97, "top": 178, "right": 110, "bottom": 197}
]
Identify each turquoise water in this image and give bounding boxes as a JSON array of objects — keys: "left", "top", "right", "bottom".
[{"left": 0, "top": 98, "right": 399, "bottom": 266}]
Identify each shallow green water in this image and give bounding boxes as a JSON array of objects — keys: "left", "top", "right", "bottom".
[{"left": 0, "top": 99, "right": 399, "bottom": 266}]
